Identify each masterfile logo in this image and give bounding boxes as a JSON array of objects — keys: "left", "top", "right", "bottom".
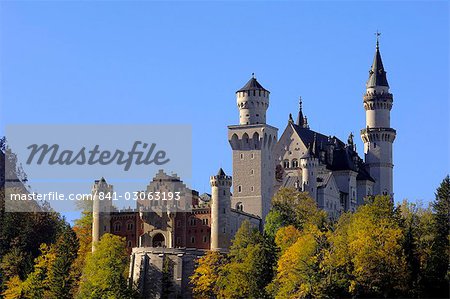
[
  {"left": 5, "top": 124, "right": 192, "bottom": 213},
  {"left": 26, "top": 141, "right": 170, "bottom": 171}
]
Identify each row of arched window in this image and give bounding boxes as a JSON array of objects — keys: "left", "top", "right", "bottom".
[
  {"left": 283, "top": 159, "right": 299, "bottom": 169},
  {"left": 113, "top": 221, "right": 134, "bottom": 232}
]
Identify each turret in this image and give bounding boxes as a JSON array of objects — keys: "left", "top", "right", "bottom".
[
  {"left": 236, "top": 74, "right": 270, "bottom": 125},
  {"left": 210, "top": 168, "right": 232, "bottom": 251},
  {"left": 92, "top": 177, "right": 113, "bottom": 252},
  {"left": 360, "top": 34, "right": 396, "bottom": 196},
  {"left": 300, "top": 144, "right": 318, "bottom": 201}
]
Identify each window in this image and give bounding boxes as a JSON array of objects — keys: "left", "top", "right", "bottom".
[
  {"left": 190, "top": 218, "right": 196, "bottom": 226},
  {"left": 251, "top": 153, "right": 255, "bottom": 159},
  {"left": 202, "top": 218, "right": 208, "bottom": 225},
  {"left": 250, "top": 169, "right": 254, "bottom": 175},
  {"left": 238, "top": 185, "right": 242, "bottom": 193},
  {"left": 127, "top": 222, "right": 134, "bottom": 231},
  {"left": 203, "top": 236, "right": 208, "bottom": 243},
  {"left": 292, "top": 159, "right": 299, "bottom": 168},
  {"left": 127, "top": 240, "right": 132, "bottom": 248},
  {"left": 240, "top": 153, "right": 244, "bottom": 159},
  {"left": 251, "top": 186, "right": 254, "bottom": 192},
  {"left": 191, "top": 236, "right": 195, "bottom": 244},
  {"left": 177, "top": 220, "right": 181, "bottom": 227},
  {"left": 283, "top": 160, "right": 289, "bottom": 168},
  {"left": 176, "top": 237, "right": 181, "bottom": 245},
  {"left": 114, "top": 222, "right": 121, "bottom": 232}
]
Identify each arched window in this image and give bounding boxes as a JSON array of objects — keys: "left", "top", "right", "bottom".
[
  {"left": 283, "top": 160, "right": 290, "bottom": 169},
  {"left": 238, "top": 185, "right": 242, "bottom": 193},
  {"left": 190, "top": 217, "right": 196, "bottom": 226},
  {"left": 114, "top": 222, "right": 121, "bottom": 232},
  {"left": 292, "top": 159, "right": 299, "bottom": 168},
  {"left": 126, "top": 222, "right": 134, "bottom": 231}
]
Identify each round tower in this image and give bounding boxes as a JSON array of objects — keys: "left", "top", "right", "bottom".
[
  {"left": 300, "top": 145, "right": 318, "bottom": 201},
  {"left": 209, "top": 168, "right": 232, "bottom": 251},
  {"left": 92, "top": 177, "right": 113, "bottom": 252},
  {"left": 360, "top": 35, "right": 396, "bottom": 197},
  {"left": 236, "top": 74, "right": 270, "bottom": 125}
]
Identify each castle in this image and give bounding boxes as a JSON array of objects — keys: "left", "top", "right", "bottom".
[{"left": 91, "top": 39, "right": 396, "bottom": 298}]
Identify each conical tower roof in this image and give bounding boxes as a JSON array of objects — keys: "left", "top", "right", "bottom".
[
  {"left": 237, "top": 75, "right": 268, "bottom": 93},
  {"left": 367, "top": 40, "right": 389, "bottom": 88}
]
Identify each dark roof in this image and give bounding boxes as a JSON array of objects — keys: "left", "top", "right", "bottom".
[
  {"left": 237, "top": 77, "right": 268, "bottom": 93},
  {"left": 367, "top": 45, "right": 389, "bottom": 88},
  {"left": 291, "top": 123, "right": 374, "bottom": 182},
  {"left": 329, "top": 148, "right": 356, "bottom": 171},
  {"left": 356, "top": 164, "right": 375, "bottom": 182},
  {"left": 292, "top": 123, "right": 344, "bottom": 152},
  {"left": 217, "top": 168, "right": 226, "bottom": 176}
]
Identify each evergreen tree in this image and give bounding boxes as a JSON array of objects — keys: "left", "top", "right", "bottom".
[
  {"left": 428, "top": 175, "right": 450, "bottom": 297},
  {"left": 47, "top": 226, "right": 79, "bottom": 299}
]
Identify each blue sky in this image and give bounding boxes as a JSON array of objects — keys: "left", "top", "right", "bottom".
[{"left": 1, "top": 1, "right": 448, "bottom": 222}]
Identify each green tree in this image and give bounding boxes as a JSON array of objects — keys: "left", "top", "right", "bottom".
[
  {"left": 47, "top": 227, "right": 79, "bottom": 298},
  {"left": 217, "top": 220, "right": 272, "bottom": 299},
  {"left": 427, "top": 175, "right": 450, "bottom": 297},
  {"left": 263, "top": 210, "right": 285, "bottom": 240},
  {"left": 77, "top": 233, "right": 136, "bottom": 299}
]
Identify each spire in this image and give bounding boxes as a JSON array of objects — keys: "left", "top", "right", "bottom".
[
  {"left": 367, "top": 31, "right": 389, "bottom": 88},
  {"left": 312, "top": 133, "right": 317, "bottom": 156},
  {"left": 296, "top": 97, "right": 304, "bottom": 127},
  {"left": 289, "top": 113, "right": 294, "bottom": 123}
]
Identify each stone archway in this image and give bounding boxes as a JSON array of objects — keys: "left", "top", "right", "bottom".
[{"left": 152, "top": 233, "right": 165, "bottom": 248}]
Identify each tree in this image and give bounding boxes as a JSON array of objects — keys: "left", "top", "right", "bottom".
[
  {"left": 274, "top": 225, "right": 301, "bottom": 255},
  {"left": 77, "top": 233, "right": 136, "bottom": 299},
  {"left": 427, "top": 175, "right": 450, "bottom": 297},
  {"left": 271, "top": 188, "right": 327, "bottom": 231},
  {"left": 71, "top": 201, "right": 93, "bottom": 295},
  {"left": 47, "top": 227, "right": 79, "bottom": 298},
  {"left": 217, "top": 220, "right": 272, "bottom": 299},
  {"left": 343, "top": 196, "right": 408, "bottom": 297},
  {"left": 268, "top": 224, "right": 329, "bottom": 299},
  {"left": 264, "top": 210, "right": 285, "bottom": 240},
  {"left": 190, "top": 251, "right": 226, "bottom": 299}
]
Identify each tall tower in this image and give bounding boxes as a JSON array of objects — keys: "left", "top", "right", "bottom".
[
  {"left": 92, "top": 177, "right": 113, "bottom": 251},
  {"left": 228, "top": 75, "right": 278, "bottom": 224},
  {"left": 210, "top": 168, "right": 232, "bottom": 251},
  {"left": 360, "top": 36, "right": 396, "bottom": 196}
]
